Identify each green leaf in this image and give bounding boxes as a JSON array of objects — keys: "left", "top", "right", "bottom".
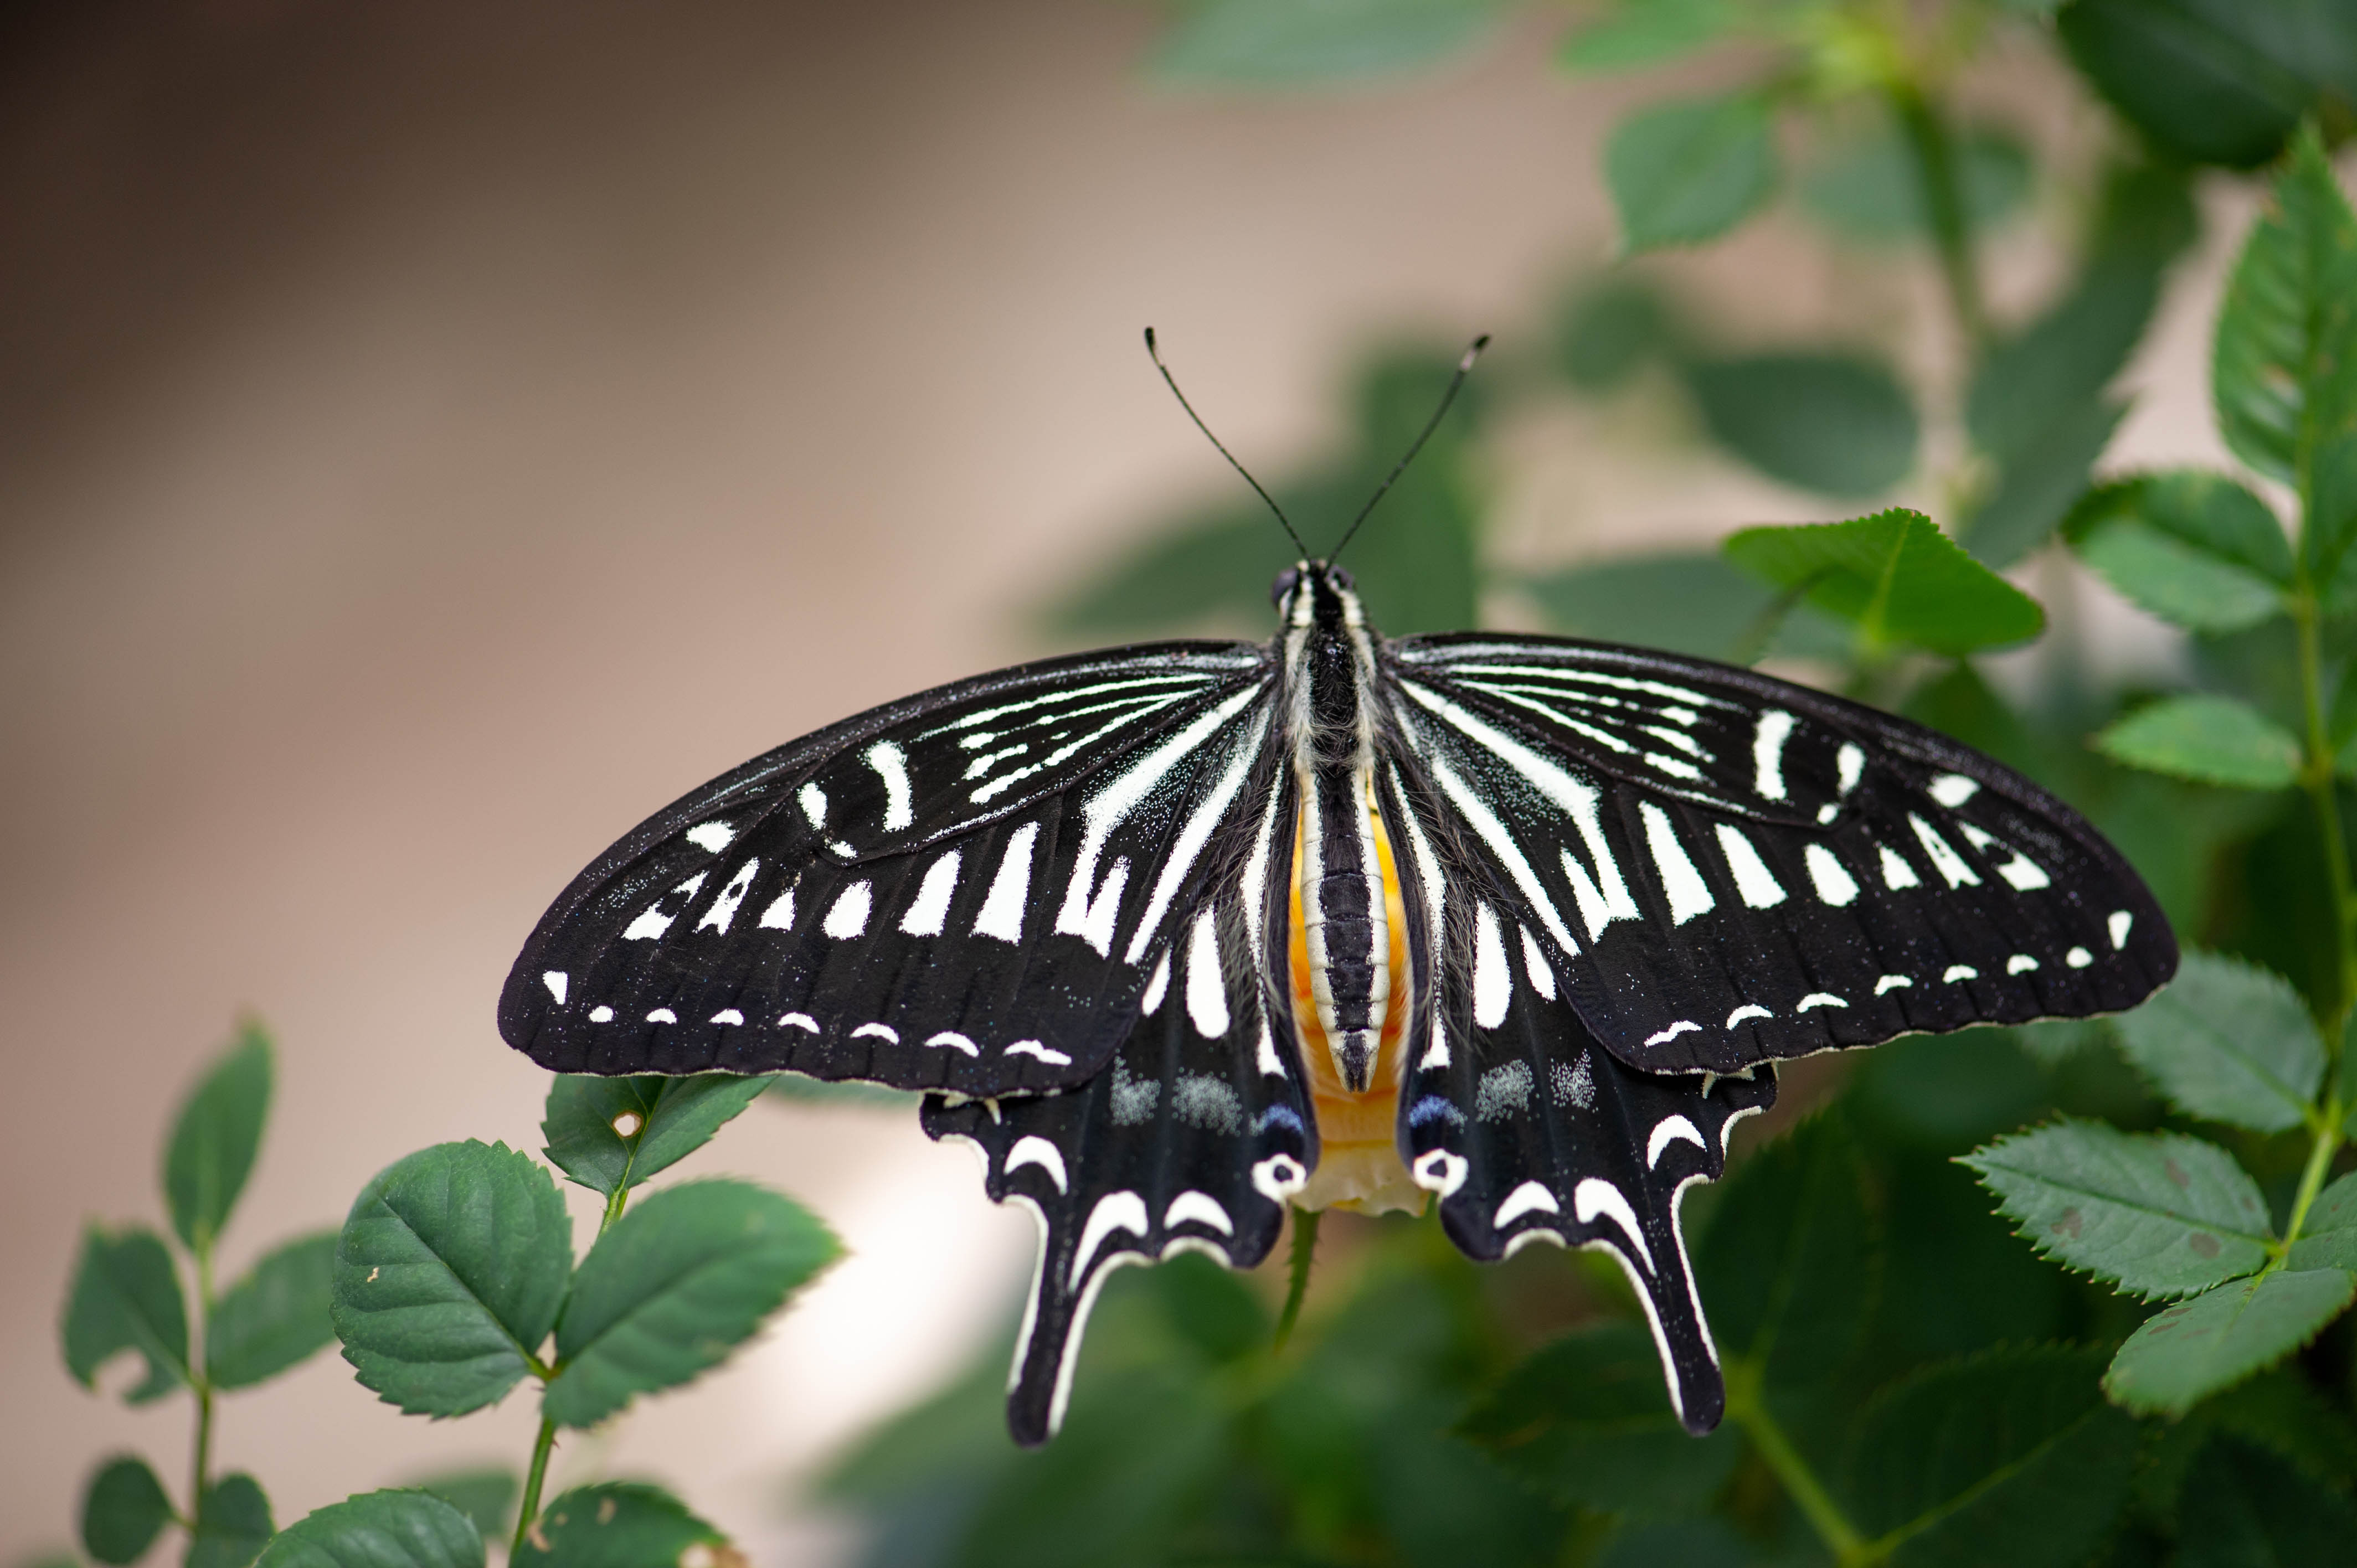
[
  {"left": 1799, "top": 123, "right": 2031, "bottom": 245},
  {"left": 2284, "top": 1169, "right": 2357, "bottom": 1270},
  {"left": 406, "top": 1469, "right": 516, "bottom": 1543},
  {"left": 1558, "top": 0, "right": 1735, "bottom": 72},
  {"left": 1148, "top": 1250, "right": 1267, "bottom": 1365},
  {"left": 1524, "top": 550, "right": 1845, "bottom": 663},
  {"left": 1683, "top": 353, "right": 1919, "bottom": 498},
  {"left": 2058, "top": 0, "right": 2356, "bottom": 170},
  {"left": 2214, "top": 126, "right": 2357, "bottom": 482},
  {"left": 1151, "top": 0, "right": 1506, "bottom": 85},
  {"left": 1459, "top": 1321, "right": 1742, "bottom": 1514},
  {"left": 81, "top": 1456, "right": 174, "bottom": 1566},
  {"left": 332, "top": 1141, "right": 573, "bottom": 1417},
  {"left": 1960, "top": 1121, "right": 2273, "bottom": 1298},
  {"left": 541, "top": 1073, "right": 775, "bottom": 1199},
  {"left": 1605, "top": 93, "right": 1777, "bottom": 253},
  {"left": 1845, "top": 1347, "right": 2139, "bottom": 1568},
  {"left": 2175, "top": 1434, "right": 2357, "bottom": 1564},
  {"left": 2077, "top": 519, "right": 2284, "bottom": 633},
  {"left": 1595, "top": 1520, "right": 1751, "bottom": 1568},
  {"left": 255, "top": 1489, "right": 484, "bottom": 1568},
  {"left": 1724, "top": 509, "right": 2044, "bottom": 656},
  {"left": 1963, "top": 400, "right": 2128, "bottom": 569},
  {"left": 163, "top": 1023, "right": 272, "bottom": 1256},
  {"left": 2112, "top": 952, "right": 2324, "bottom": 1131},
  {"left": 61, "top": 1223, "right": 189, "bottom": 1403},
  {"left": 2105, "top": 1267, "right": 2357, "bottom": 1414},
  {"left": 761, "top": 1071, "right": 912, "bottom": 1110},
  {"left": 188, "top": 1474, "right": 273, "bottom": 1568},
  {"left": 208, "top": 1230, "right": 337, "bottom": 1389},
  {"left": 1697, "top": 1113, "right": 1874, "bottom": 1393},
  {"left": 543, "top": 1179, "right": 837, "bottom": 1428},
  {"left": 511, "top": 1484, "right": 722, "bottom": 1568},
  {"left": 2094, "top": 695, "right": 2303, "bottom": 789},
  {"left": 1555, "top": 277, "right": 1676, "bottom": 393}
]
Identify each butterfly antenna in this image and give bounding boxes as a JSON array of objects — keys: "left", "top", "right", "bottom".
[
  {"left": 1145, "top": 327, "right": 1310, "bottom": 559},
  {"left": 1327, "top": 333, "right": 1489, "bottom": 564}
]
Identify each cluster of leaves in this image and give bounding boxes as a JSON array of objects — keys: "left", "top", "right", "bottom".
[{"left": 50, "top": 1038, "right": 839, "bottom": 1565}]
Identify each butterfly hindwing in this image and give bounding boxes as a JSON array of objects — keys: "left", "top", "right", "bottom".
[
  {"left": 1379, "top": 760, "right": 1777, "bottom": 1433},
  {"left": 1390, "top": 635, "right": 2176, "bottom": 1075},
  {"left": 920, "top": 801, "right": 1315, "bottom": 1445},
  {"left": 501, "top": 643, "right": 1275, "bottom": 1093}
]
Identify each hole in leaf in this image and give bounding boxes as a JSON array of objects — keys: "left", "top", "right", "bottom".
[{"left": 613, "top": 1111, "right": 644, "bottom": 1139}]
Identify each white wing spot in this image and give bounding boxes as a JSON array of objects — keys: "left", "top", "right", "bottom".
[
  {"left": 851, "top": 1022, "right": 899, "bottom": 1044},
  {"left": 698, "top": 859, "right": 762, "bottom": 934},
  {"left": 1641, "top": 803, "right": 1716, "bottom": 925},
  {"left": 865, "top": 742, "right": 914, "bottom": 832},
  {"left": 2109, "top": 910, "right": 2133, "bottom": 950},
  {"left": 823, "top": 882, "right": 873, "bottom": 939},
  {"left": 1185, "top": 910, "right": 1229, "bottom": 1039},
  {"left": 2008, "top": 954, "right": 2040, "bottom": 974},
  {"left": 1069, "top": 1191, "right": 1150, "bottom": 1290},
  {"left": 542, "top": 971, "right": 568, "bottom": 1005},
  {"left": 1165, "top": 1191, "right": 1234, "bottom": 1235},
  {"left": 1473, "top": 904, "right": 1510, "bottom": 1029},
  {"left": 646, "top": 1008, "right": 677, "bottom": 1024},
  {"left": 1495, "top": 1181, "right": 1560, "bottom": 1228},
  {"left": 974, "top": 822, "right": 1040, "bottom": 943},
  {"left": 1008, "top": 1039, "right": 1074, "bottom": 1066},
  {"left": 1059, "top": 857, "right": 1130, "bottom": 958},
  {"left": 1753, "top": 710, "right": 1796, "bottom": 801},
  {"left": 1726, "top": 1004, "right": 1772, "bottom": 1028},
  {"left": 1253, "top": 1154, "right": 1308, "bottom": 1205},
  {"left": 1648, "top": 1116, "right": 1705, "bottom": 1168},
  {"left": 1943, "top": 965, "right": 1979, "bottom": 983},
  {"left": 1418, "top": 1025, "right": 1450, "bottom": 1071},
  {"left": 2067, "top": 946, "right": 2093, "bottom": 968},
  {"left": 622, "top": 871, "right": 707, "bottom": 942},
  {"left": 798, "top": 782, "right": 827, "bottom": 829},
  {"left": 1836, "top": 742, "right": 1864, "bottom": 796},
  {"left": 1804, "top": 844, "right": 1860, "bottom": 907},
  {"left": 1995, "top": 852, "right": 2051, "bottom": 892},
  {"left": 1140, "top": 948, "right": 1171, "bottom": 1015},
  {"left": 1255, "top": 1019, "right": 1285, "bottom": 1077},
  {"left": 1910, "top": 815, "right": 1982, "bottom": 888},
  {"left": 898, "top": 850, "right": 963, "bottom": 936},
  {"left": 1797, "top": 993, "right": 1847, "bottom": 1010},
  {"left": 758, "top": 885, "right": 796, "bottom": 931},
  {"left": 1875, "top": 974, "right": 1912, "bottom": 994},
  {"left": 1573, "top": 1178, "right": 1656, "bottom": 1273},
  {"left": 1877, "top": 843, "right": 1922, "bottom": 890},
  {"left": 1928, "top": 773, "right": 1980, "bottom": 807},
  {"left": 1519, "top": 926, "right": 1557, "bottom": 1002},
  {"left": 588, "top": 1005, "right": 614, "bottom": 1023},
  {"left": 1006, "top": 1136, "right": 1067, "bottom": 1193},
  {"left": 685, "top": 821, "right": 735, "bottom": 853},
  {"left": 1413, "top": 1150, "right": 1468, "bottom": 1197},
  {"left": 1645, "top": 1020, "right": 1701, "bottom": 1047},
  {"left": 924, "top": 1031, "right": 979, "bottom": 1055},
  {"left": 1715, "top": 824, "right": 1787, "bottom": 909},
  {"left": 778, "top": 1012, "right": 820, "bottom": 1032}
]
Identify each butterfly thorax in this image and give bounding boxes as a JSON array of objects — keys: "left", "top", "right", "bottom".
[{"left": 1277, "top": 565, "right": 1400, "bottom": 1107}]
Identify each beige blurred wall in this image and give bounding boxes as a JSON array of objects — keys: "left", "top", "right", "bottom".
[{"left": 0, "top": 2, "right": 2239, "bottom": 1559}]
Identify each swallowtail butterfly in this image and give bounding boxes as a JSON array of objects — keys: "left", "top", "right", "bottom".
[{"left": 499, "top": 337, "right": 2175, "bottom": 1446}]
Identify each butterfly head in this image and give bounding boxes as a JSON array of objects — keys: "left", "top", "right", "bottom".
[{"left": 1273, "top": 560, "right": 1361, "bottom": 631}]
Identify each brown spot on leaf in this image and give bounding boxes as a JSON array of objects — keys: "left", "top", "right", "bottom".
[
  {"left": 599, "top": 1496, "right": 616, "bottom": 1524},
  {"left": 2164, "top": 1158, "right": 2189, "bottom": 1189},
  {"left": 2051, "top": 1208, "right": 2084, "bottom": 1239},
  {"left": 2189, "top": 1232, "right": 2221, "bottom": 1258}
]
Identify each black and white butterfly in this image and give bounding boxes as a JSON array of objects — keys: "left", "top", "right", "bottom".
[{"left": 497, "top": 338, "right": 2175, "bottom": 1447}]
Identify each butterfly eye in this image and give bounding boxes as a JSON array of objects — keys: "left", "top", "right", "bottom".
[
  {"left": 1328, "top": 567, "right": 1355, "bottom": 591},
  {"left": 1269, "top": 566, "right": 1301, "bottom": 606}
]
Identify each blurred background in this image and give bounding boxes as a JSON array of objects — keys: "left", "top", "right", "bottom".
[{"left": 6, "top": 1, "right": 2349, "bottom": 1562}]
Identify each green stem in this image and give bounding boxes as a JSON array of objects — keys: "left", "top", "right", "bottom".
[
  {"left": 2294, "top": 593, "right": 2357, "bottom": 1022},
  {"left": 1888, "top": 82, "right": 1985, "bottom": 349},
  {"left": 1273, "top": 1208, "right": 1319, "bottom": 1350},
  {"left": 603, "top": 1183, "right": 630, "bottom": 1233},
  {"left": 190, "top": 1241, "right": 215, "bottom": 1522},
  {"left": 2283, "top": 1106, "right": 2346, "bottom": 1255},
  {"left": 1727, "top": 1361, "right": 1871, "bottom": 1565},
  {"left": 512, "top": 1417, "right": 559, "bottom": 1555}
]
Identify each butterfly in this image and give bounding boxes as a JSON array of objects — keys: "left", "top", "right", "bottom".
[{"left": 497, "top": 334, "right": 2176, "bottom": 1447}]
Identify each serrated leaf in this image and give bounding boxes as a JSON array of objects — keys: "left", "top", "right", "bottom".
[
  {"left": 1605, "top": 93, "right": 1776, "bottom": 253},
  {"left": 2105, "top": 1268, "right": 2357, "bottom": 1415},
  {"left": 1846, "top": 1347, "right": 2138, "bottom": 1568},
  {"left": 2215, "top": 126, "right": 2357, "bottom": 482},
  {"left": 511, "top": 1484, "right": 723, "bottom": 1567},
  {"left": 541, "top": 1073, "right": 774, "bottom": 1199},
  {"left": 2283, "top": 1169, "right": 2357, "bottom": 1270},
  {"left": 1965, "top": 400, "right": 2128, "bottom": 570},
  {"left": 1524, "top": 550, "right": 1846, "bottom": 664},
  {"left": 1458, "top": 1321, "right": 1741, "bottom": 1514},
  {"left": 188, "top": 1474, "right": 272, "bottom": 1568},
  {"left": 1724, "top": 509, "right": 2044, "bottom": 656},
  {"left": 208, "top": 1230, "right": 337, "bottom": 1389},
  {"left": 2175, "top": 1433, "right": 2357, "bottom": 1564},
  {"left": 1557, "top": 0, "right": 1733, "bottom": 72},
  {"left": 1684, "top": 352, "right": 1919, "bottom": 498},
  {"left": 1799, "top": 124, "right": 2031, "bottom": 246},
  {"left": 2057, "top": 0, "right": 2350, "bottom": 169},
  {"left": 164, "top": 1024, "right": 272, "bottom": 1256},
  {"left": 1150, "top": 0, "right": 1506, "bottom": 85},
  {"left": 2113, "top": 952, "right": 2324, "bottom": 1131},
  {"left": 1698, "top": 1113, "right": 1874, "bottom": 1393},
  {"left": 407, "top": 1469, "right": 516, "bottom": 1542},
  {"left": 2094, "top": 695, "right": 2303, "bottom": 789},
  {"left": 543, "top": 1179, "right": 837, "bottom": 1428},
  {"left": 81, "top": 1456, "right": 173, "bottom": 1566},
  {"left": 1960, "top": 1122, "right": 2272, "bottom": 1299},
  {"left": 61, "top": 1224, "right": 189, "bottom": 1403},
  {"left": 255, "top": 1489, "right": 484, "bottom": 1568},
  {"left": 2078, "top": 519, "right": 2284, "bottom": 632},
  {"left": 332, "top": 1141, "right": 573, "bottom": 1417}
]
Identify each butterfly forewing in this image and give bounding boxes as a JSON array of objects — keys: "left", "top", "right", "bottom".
[
  {"left": 1388, "top": 635, "right": 2176, "bottom": 1075},
  {"left": 1378, "top": 759, "right": 1777, "bottom": 1433},
  {"left": 500, "top": 642, "right": 1276, "bottom": 1094}
]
